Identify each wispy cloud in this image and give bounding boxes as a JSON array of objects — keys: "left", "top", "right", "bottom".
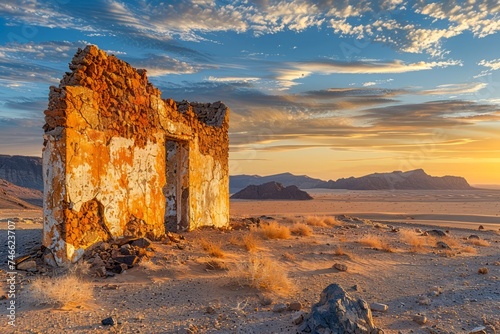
[{"left": 419, "top": 83, "right": 488, "bottom": 96}]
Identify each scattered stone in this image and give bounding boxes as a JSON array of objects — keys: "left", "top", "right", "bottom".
[
  {"left": 478, "top": 225, "right": 485, "bottom": 230},
  {"left": 292, "top": 311, "right": 306, "bottom": 325},
  {"left": 0, "top": 295, "right": 7, "bottom": 300},
  {"left": 333, "top": 263, "right": 348, "bottom": 271},
  {"left": 418, "top": 296, "right": 432, "bottom": 305},
  {"left": 478, "top": 267, "right": 488, "bottom": 275},
  {"left": 101, "top": 317, "right": 115, "bottom": 326},
  {"left": 95, "top": 266, "right": 107, "bottom": 277},
  {"left": 205, "top": 306, "right": 216, "bottom": 314},
  {"left": 413, "top": 314, "right": 427, "bottom": 325},
  {"left": 468, "top": 235, "right": 480, "bottom": 240},
  {"left": 469, "top": 326, "right": 487, "bottom": 334},
  {"left": 259, "top": 295, "right": 273, "bottom": 306},
  {"left": 114, "top": 255, "right": 139, "bottom": 267},
  {"left": 436, "top": 241, "right": 451, "bottom": 249},
  {"left": 427, "top": 229, "right": 447, "bottom": 237},
  {"left": 288, "top": 302, "right": 302, "bottom": 311},
  {"left": 370, "top": 302, "right": 388, "bottom": 312},
  {"left": 120, "top": 244, "right": 132, "bottom": 255},
  {"left": 43, "top": 250, "right": 57, "bottom": 267},
  {"left": 14, "top": 255, "right": 31, "bottom": 265},
  {"left": 130, "top": 237, "right": 152, "bottom": 248},
  {"left": 100, "top": 242, "right": 110, "bottom": 251},
  {"left": 177, "top": 243, "right": 186, "bottom": 250},
  {"left": 298, "top": 284, "right": 383, "bottom": 333},
  {"left": 429, "top": 286, "right": 443, "bottom": 296},
  {"left": 167, "top": 231, "right": 182, "bottom": 243},
  {"left": 273, "top": 303, "right": 287, "bottom": 313},
  {"left": 16, "top": 260, "right": 37, "bottom": 271}
]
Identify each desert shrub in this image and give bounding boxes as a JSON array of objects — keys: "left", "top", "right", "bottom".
[
  {"left": 304, "top": 216, "right": 328, "bottom": 227},
  {"left": 290, "top": 223, "right": 313, "bottom": 236},
  {"left": 399, "top": 229, "right": 426, "bottom": 253},
  {"left": 242, "top": 232, "right": 260, "bottom": 252},
  {"left": 233, "top": 255, "right": 291, "bottom": 294},
  {"left": 259, "top": 221, "right": 291, "bottom": 240},
  {"left": 461, "top": 246, "right": 477, "bottom": 254},
  {"left": 205, "top": 259, "right": 228, "bottom": 271},
  {"left": 29, "top": 274, "right": 94, "bottom": 309},
  {"left": 466, "top": 239, "right": 490, "bottom": 247},
  {"left": 358, "top": 234, "right": 394, "bottom": 252},
  {"left": 200, "top": 238, "right": 225, "bottom": 258}
]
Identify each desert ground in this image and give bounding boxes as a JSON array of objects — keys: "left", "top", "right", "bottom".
[{"left": 1, "top": 189, "right": 499, "bottom": 334}]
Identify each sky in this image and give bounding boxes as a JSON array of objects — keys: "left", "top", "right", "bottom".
[{"left": 0, "top": 0, "right": 499, "bottom": 184}]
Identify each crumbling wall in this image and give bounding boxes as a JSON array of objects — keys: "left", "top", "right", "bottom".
[{"left": 43, "top": 45, "right": 229, "bottom": 265}]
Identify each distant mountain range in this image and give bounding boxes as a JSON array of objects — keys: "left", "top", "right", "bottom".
[
  {"left": 0, "top": 155, "right": 475, "bottom": 197},
  {"left": 231, "top": 169, "right": 473, "bottom": 192},
  {"left": 0, "top": 155, "right": 43, "bottom": 191}
]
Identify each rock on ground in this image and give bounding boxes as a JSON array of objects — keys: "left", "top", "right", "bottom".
[{"left": 298, "top": 283, "right": 384, "bottom": 334}]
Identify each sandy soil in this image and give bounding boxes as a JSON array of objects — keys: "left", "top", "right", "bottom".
[{"left": 1, "top": 190, "right": 499, "bottom": 334}]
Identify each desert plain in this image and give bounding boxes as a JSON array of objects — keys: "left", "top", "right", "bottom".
[{"left": 1, "top": 189, "right": 499, "bottom": 333}]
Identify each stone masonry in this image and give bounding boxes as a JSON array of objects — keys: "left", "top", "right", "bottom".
[{"left": 43, "top": 45, "right": 229, "bottom": 265}]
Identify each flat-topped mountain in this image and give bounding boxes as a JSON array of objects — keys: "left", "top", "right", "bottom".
[
  {"left": 319, "top": 169, "right": 473, "bottom": 190},
  {"left": 0, "top": 155, "right": 43, "bottom": 191},
  {"left": 230, "top": 169, "right": 474, "bottom": 191},
  {"left": 230, "top": 172, "right": 324, "bottom": 193},
  {"left": 231, "top": 181, "right": 313, "bottom": 200}
]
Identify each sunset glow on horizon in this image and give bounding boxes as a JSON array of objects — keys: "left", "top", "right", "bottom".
[{"left": 1, "top": 1, "right": 499, "bottom": 184}]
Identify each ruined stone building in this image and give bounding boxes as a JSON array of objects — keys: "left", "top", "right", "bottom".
[{"left": 43, "top": 45, "right": 229, "bottom": 265}]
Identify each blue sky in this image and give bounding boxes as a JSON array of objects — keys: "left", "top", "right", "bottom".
[{"left": 0, "top": 0, "right": 499, "bottom": 183}]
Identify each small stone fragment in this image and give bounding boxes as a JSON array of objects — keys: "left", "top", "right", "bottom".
[
  {"left": 413, "top": 314, "right": 427, "bottom": 325},
  {"left": 426, "top": 229, "right": 446, "bottom": 237},
  {"left": 205, "top": 306, "right": 216, "bottom": 314},
  {"left": 130, "top": 237, "right": 152, "bottom": 248},
  {"left": 478, "top": 225, "right": 484, "bottom": 230},
  {"left": 272, "top": 303, "right": 287, "bottom": 313},
  {"left": 101, "top": 317, "right": 115, "bottom": 326},
  {"left": 333, "top": 263, "right": 348, "bottom": 271},
  {"left": 468, "top": 235, "right": 480, "bottom": 240},
  {"left": 113, "top": 255, "right": 139, "bottom": 267},
  {"left": 292, "top": 311, "right": 306, "bottom": 325},
  {"left": 259, "top": 295, "right": 273, "bottom": 306},
  {"left": 288, "top": 301, "right": 302, "bottom": 311},
  {"left": 16, "top": 260, "right": 37, "bottom": 271},
  {"left": 478, "top": 267, "right": 488, "bottom": 274},
  {"left": 370, "top": 302, "right": 388, "bottom": 312},
  {"left": 418, "top": 296, "right": 432, "bottom": 305},
  {"left": 469, "top": 326, "right": 487, "bottom": 334},
  {"left": 436, "top": 241, "right": 451, "bottom": 249}
]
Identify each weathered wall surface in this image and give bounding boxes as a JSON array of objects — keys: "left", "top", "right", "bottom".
[{"left": 43, "top": 45, "right": 229, "bottom": 265}]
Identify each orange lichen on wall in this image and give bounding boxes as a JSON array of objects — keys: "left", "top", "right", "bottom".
[{"left": 43, "top": 45, "right": 229, "bottom": 265}]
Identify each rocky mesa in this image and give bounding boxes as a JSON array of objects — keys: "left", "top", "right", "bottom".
[{"left": 231, "top": 181, "right": 313, "bottom": 200}]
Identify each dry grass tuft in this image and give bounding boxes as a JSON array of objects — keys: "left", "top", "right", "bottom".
[
  {"left": 358, "top": 234, "right": 394, "bottom": 252},
  {"left": 333, "top": 245, "right": 348, "bottom": 256},
  {"left": 442, "top": 249, "right": 457, "bottom": 257},
  {"left": 282, "top": 252, "right": 296, "bottom": 261},
  {"left": 259, "top": 221, "right": 291, "bottom": 240},
  {"left": 323, "top": 216, "right": 342, "bottom": 226},
  {"left": 200, "top": 238, "right": 225, "bottom": 258},
  {"left": 441, "top": 236, "right": 461, "bottom": 249},
  {"left": 400, "top": 229, "right": 426, "bottom": 253},
  {"left": 461, "top": 246, "right": 477, "bottom": 254},
  {"left": 304, "top": 215, "right": 328, "bottom": 227},
  {"left": 466, "top": 239, "right": 490, "bottom": 247},
  {"left": 233, "top": 255, "right": 292, "bottom": 294},
  {"left": 205, "top": 259, "right": 228, "bottom": 271},
  {"left": 242, "top": 232, "right": 260, "bottom": 252},
  {"left": 290, "top": 223, "right": 313, "bottom": 236},
  {"left": 29, "top": 274, "right": 94, "bottom": 309}
]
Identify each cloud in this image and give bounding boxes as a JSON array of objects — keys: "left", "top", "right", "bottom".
[
  {"left": 206, "top": 76, "right": 260, "bottom": 83},
  {"left": 273, "top": 59, "right": 461, "bottom": 87},
  {"left": 125, "top": 54, "right": 203, "bottom": 76},
  {"left": 478, "top": 58, "right": 500, "bottom": 71},
  {"left": 1, "top": 0, "right": 496, "bottom": 57},
  {"left": 0, "top": 117, "right": 43, "bottom": 156},
  {"left": 420, "top": 83, "right": 488, "bottom": 96}
]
